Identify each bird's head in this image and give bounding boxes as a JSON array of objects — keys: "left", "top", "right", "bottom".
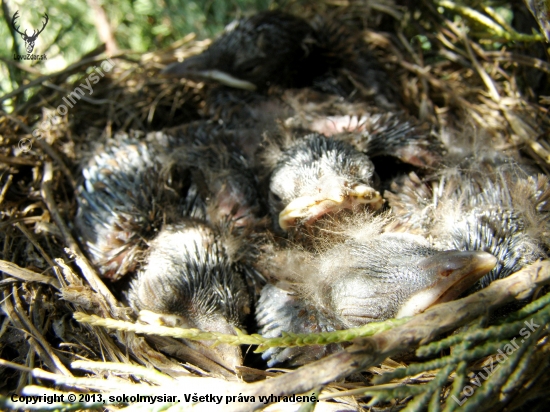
[
  {"left": 316, "top": 232, "right": 497, "bottom": 327},
  {"left": 162, "top": 11, "right": 320, "bottom": 91},
  {"left": 128, "top": 221, "right": 250, "bottom": 370},
  {"left": 255, "top": 219, "right": 497, "bottom": 367},
  {"left": 269, "top": 134, "right": 383, "bottom": 232}
]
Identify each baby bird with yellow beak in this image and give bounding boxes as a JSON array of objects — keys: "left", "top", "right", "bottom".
[
  {"left": 267, "top": 133, "right": 383, "bottom": 233},
  {"left": 256, "top": 215, "right": 497, "bottom": 366}
]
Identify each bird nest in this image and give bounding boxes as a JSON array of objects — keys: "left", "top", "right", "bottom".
[{"left": 1, "top": 1, "right": 550, "bottom": 411}]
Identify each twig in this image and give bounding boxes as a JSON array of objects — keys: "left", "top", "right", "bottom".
[
  {"left": 74, "top": 312, "right": 409, "bottom": 350},
  {"left": 484, "top": 52, "right": 550, "bottom": 75},
  {"left": 0, "top": 53, "right": 124, "bottom": 105},
  {"left": 35, "top": 140, "right": 76, "bottom": 189},
  {"left": 40, "top": 162, "right": 122, "bottom": 316},
  {"left": 461, "top": 29, "right": 500, "bottom": 102},
  {"left": 0, "top": 358, "right": 34, "bottom": 373},
  {"left": 2, "top": 289, "right": 59, "bottom": 375},
  {"left": 482, "top": 6, "right": 515, "bottom": 34},
  {"left": 0, "top": 154, "right": 36, "bottom": 165},
  {"left": 73, "top": 312, "right": 261, "bottom": 344},
  {"left": 0, "top": 174, "right": 13, "bottom": 206},
  {"left": 434, "top": 1, "right": 544, "bottom": 42},
  {"left": 15, "top": 222, "right": 58, "bottom": 274},
  {"left": 12, "top": 286, "right": 72, "bottom": 376},
  {"left": 86, "top": 0, "right": 118, "bottom": 55},
  {"left": 0, "top": 56, "right": 43, "bottom": 75},
  {"left": 72, "top": 360, "right": 174, "bottom": 385},
  {"left": 0, "top": 259, "right": 60, "bottom": 289},
  {"left": 502, "top": 109, "right": 544, "bottom": 153}
]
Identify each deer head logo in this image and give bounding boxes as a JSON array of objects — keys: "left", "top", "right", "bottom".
[{"left": 12, "top": 11, "right": 49, "bottom": 54}]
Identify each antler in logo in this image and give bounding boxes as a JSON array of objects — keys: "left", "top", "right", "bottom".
[{"left": 12, "top": 11, "right": 49, "bottom": 54}]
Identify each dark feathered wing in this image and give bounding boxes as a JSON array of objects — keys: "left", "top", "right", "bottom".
[
  {"left": 75, "top": 136, "right": 191, "bottom": 280},
  {"left": 387, "top": 160, "right": 550, "bottom": 286}
]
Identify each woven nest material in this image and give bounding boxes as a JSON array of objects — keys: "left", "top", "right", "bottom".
[{"left": 1, "top": 1, "right": 550, "bottom": 411}]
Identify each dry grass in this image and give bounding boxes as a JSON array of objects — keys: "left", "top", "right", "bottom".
[{"left": 0, "top": 1, "right": 549, "bottom": 410}]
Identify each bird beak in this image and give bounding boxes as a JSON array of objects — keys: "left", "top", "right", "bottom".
[
  {"left": 396, "top": 250, "right": 497, "bottom": 318},
  {"left": 162, "top": 54, "right": 257, "bottom": 91},
  {"left": 198, "top": 341, "right": 243, "bottom": 373},
  {"left": 138, "top": 310, "right": 243, "bottom": 372},
  {"left": 278, "top": 184, "right": 384, "bottom": 230}
]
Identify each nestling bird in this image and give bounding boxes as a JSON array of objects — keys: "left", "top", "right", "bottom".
[
  {"left": 264, "top": 133, "right": 383, "bottom": 232},
  {"left": 75, "top": 129, "right": 263, "bottom": 280},
  {"left": 256, "top": 215, "right": 497, "bottom": 366},
  {"left": 74, "top": 132, "right": 262, "bottom": 370},
  {"left": 165, "top": 124, "right": 264, "bottom": 231},
  {"left": 127, "top": 218, "right": 250, "bottom": 369},
  {"left": 164, "top": 10, "right": 443, "bottom": 177},
  {"left": 285, "top": 106, "right": 443, "bottom": 169},
  {"left": 164, "top": 11, "right": 316, "bottom": 91},
  {"left": 163, "top": 10, "right": 395, "bottom": 106},
  {"left": 163, "top": 9, "right": 402, "bottom": 133},
  {"left": 385, "top": 149, "right": 550, "bottom": 288},
  {"left": 74, "top": 135, "right": 183, "bottom": 281}
]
